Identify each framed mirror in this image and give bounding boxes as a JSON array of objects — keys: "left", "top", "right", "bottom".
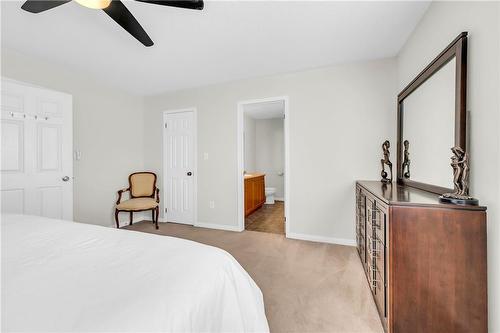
[{"left": 397, "top": 32, "right": 468, "bottom": 194}]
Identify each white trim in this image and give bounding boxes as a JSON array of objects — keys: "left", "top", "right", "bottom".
[
  {"left": 194, "top": 222, "right": 242, "bottom": 232},
  {"left": 162, "top": 108, "right": 198, "bottom": 226},
  {"left": 287, "top": 232, "right": 356, "bottom": 247},
  {"left": 237, "top": 96, "right": 290, "bottom": 235}
]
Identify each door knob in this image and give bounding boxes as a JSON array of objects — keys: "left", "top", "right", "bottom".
[
  {"left": 187, "top": 172, "right": 193, "bottom": 176},
  {"left": 62, "top": 176, "right": 70, "bottom": 182}
]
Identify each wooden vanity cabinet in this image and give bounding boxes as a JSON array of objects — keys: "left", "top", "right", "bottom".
[
  {"left": 355, "top": 181, "right": 487, "bottom": 333},
  {"left": 245, "top": 174, "right": 265, "bottom": 216}
]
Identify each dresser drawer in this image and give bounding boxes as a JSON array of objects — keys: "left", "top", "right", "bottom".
[
  {"left": 367, "top": 235, "right": 386, "bottom": 320},
  {"left": 373, "top": 201, "right": 387, "bottom": 245},
  {"left": 357, "top": 238, "right": 365, "bottom": 260},
  {"left": 357, "top": 224, "right": 365, "bottom": 241},
  {"left": 356, "top": 194, "right": 365, "bottom": 217},
  {"left": 367, "top": 230, "right": 385, "bottom": 300},
  {"left": 374, "top": 268, "right": 386, "bottom": 318}
]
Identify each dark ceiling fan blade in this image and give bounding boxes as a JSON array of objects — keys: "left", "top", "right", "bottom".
[
  {"left": 102, "top": 0, "right": 154, "bottom": 47},
  {"left": 134, "top": 0, "right": 203, "bottom": 10},
  {"left": 21, "top": 0, "right": 71, "bottom": 13}
]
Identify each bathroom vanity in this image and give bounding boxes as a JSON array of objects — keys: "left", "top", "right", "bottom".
[{"left": 244, "top": 173, "right": 265, "bottom": 217}]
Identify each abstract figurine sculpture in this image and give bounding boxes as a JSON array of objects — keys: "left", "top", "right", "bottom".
[
  {"left": 439, "top": 146, "right": 479, "bottom": 205},
  {"left": 402, "top": 140, "right": 411, "bottom": 179},
  {"left": 380, "top": 140, "right": 393, "bottom": 183}
]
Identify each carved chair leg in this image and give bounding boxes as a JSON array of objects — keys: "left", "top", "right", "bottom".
[
  {"left": 115, "top": 209, "right": 120, "bottom": 228},
  {"left": 155, "top": 206, "right": 159, "bottom": 230},
  {"left": 129, "top": 211, "right": 133, "bottom": 225},
  {"left": 151, "top": 209, "right": 155, "bottom": 224}
]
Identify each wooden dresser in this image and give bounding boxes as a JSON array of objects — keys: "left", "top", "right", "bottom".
[
  {"left": 245, "top": 174, "right": 265, "bottom": 216},
  {"left": 355, "top": 181, "right": 487, "bottom": 333}
]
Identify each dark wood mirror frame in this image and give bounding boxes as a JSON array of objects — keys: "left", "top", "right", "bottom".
[{"left": 396, "top": 32, "right": 468, "bottom": 195}]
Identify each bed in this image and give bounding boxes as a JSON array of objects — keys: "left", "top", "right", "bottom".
[{"left": 1, "top": 214, "right": 269, "bottom": 332}]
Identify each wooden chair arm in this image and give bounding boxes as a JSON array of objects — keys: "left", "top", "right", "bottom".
[
  {"left": 155, "top": 188, "right": 160, "bottom": 203},
  {"left": 116, "top": 188, "right": 130, "bottom": 205}
]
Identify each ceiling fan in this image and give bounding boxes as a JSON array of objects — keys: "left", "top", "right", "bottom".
[{"left": 20, "top": 0, "right": 204, "bottom": 47}]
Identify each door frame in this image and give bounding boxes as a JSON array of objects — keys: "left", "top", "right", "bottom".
[
  {"left": 237, "top": 96, "right": 290, "bottom": 235},
  {"left": 162, "top": 108, "right": 198, "bottom": 225}
]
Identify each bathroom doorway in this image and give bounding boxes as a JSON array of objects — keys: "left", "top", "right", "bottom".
[{"left": 237, "top": 97, "right": 290, "bottom": 235}]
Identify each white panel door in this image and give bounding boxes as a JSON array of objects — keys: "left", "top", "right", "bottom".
[
  {"left": 1, "top": 79, "right": 73, "bottom": 220},
  {"left": 163, "top": 111, "right": 195, "bottom": 225}
]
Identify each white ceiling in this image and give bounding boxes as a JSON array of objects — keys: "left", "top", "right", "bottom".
[
  {"left": 1, "top": 1, "right": 430, "bottom": 96},
  {"left": 244, "top": 100, "right": 284, "bottom": 119}
]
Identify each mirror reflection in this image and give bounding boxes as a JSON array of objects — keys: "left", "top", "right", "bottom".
[{"left": 402, "top": 57, "right": 456, "bottom": 190}]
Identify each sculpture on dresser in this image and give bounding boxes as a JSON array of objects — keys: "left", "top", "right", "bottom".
[
  {"left": 380, "top": 140, "right": 393, "bottom": 183},
  {"left": 439, "top": 146, "right": 479, "bottom": 205},
  {"left": 402, "top": 140, "right": 411, "bottom": 178}
]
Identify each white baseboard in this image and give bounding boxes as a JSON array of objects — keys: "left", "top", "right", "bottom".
[
  {"left": 286, "top": 232, "right": 356, "bottom": 247},
  {"left": 195, "top": 222, "right": 243, "bottom": 232},
  {"left": 274, "top": 197, "right": 285, "bottom": 201},
  {"left": 115, "top": 217, "right": 354, "bottom": 247},
  {"left": 114, "top": 212, "right": 147, "bottom": 228}
]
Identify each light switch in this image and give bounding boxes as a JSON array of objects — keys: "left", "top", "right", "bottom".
[
  {"left": 74, "top": 150, "right": 82, "bottom": 161},
  {"left": 204, "top": 152, "right": 209, "bottom": 160}
]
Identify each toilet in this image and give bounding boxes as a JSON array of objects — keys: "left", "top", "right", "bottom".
[{"left": 265, "top": 187, "right": 276, "bottom": 204}]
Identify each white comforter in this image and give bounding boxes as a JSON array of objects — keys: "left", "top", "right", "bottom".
[{"left": 1, "top": 215, "right": 269, "bottom": 332}]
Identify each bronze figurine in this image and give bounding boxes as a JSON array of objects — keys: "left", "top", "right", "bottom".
[
  {"left": 440, "top": 146, "right": 478, "bottom": 205},
  {"left": 402, "top": 140, "right": 411, "bottom": 178},
  {"left": 380, "top": 140, "right": 393, "bottom": 183}
]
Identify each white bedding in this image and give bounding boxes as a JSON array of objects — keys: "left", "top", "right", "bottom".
[{"left": 1, "top": 214, "right": 269, "bottom": 332}]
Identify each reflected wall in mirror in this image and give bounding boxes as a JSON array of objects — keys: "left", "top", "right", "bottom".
[
  {"left": 402, "top": 57, "right": 455, "bottom": 189},
  {"left": 397, "top": 32, "right": 468, "bottom": 194}
]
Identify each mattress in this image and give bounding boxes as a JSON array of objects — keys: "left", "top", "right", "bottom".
[{"left": 1, "top": 214, "right": 269, "bottom": 332}]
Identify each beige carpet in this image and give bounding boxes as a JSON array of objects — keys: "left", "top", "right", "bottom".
[{"left": 125, "top": 221, "right": 384, "bottom": 333}]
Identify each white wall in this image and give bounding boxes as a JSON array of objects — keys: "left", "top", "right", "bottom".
[
  {"left": 255, "top": 118, "right": 285, "bottom": 200},
  {"left": 396, "top": 1, "right": 500, "bottom": 331},
  {"left": 1, "top": 48, "right": 145, "bottom": 227},
  {"left": 144, "top": 58, "right": 397, "bottom": 243},
  {"left": 243, "top": 114, "right": 256, "bottom": 172}
]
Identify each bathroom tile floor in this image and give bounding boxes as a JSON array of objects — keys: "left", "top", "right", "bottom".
[{"left": 245, "top": 201, "right": 285, "bottom": 234}]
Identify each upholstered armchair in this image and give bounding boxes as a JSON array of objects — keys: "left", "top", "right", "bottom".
[{"left": 115, "top": 172, "right": 159, "bottom": 229}]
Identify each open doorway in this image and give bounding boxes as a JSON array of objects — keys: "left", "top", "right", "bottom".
[{"left": 237, "top": 97, "right": 289, "bottom": 235}]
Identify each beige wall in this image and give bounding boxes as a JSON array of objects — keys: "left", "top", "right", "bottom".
[
  {"left": 255, "top": 118, "right": 285, "bottom": 199},
  {"left": 144, "top": 58, "right": 397, "bottom": 243},
  {"left": 396, "top": 1, "right": 500, "bottom": 330},
  {"left": 1, "top": 48, "right": 145, "bottom": 227},
  {"left": 243, "top": 114, "right": 256, "bottom": 172}
]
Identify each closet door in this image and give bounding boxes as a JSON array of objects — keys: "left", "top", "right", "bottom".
[
  {"left": 1, "top": 79, "right": 73, "bottom": 220},
  {"left": 163, "top": 110, "right": 195, "bottom": 225}
]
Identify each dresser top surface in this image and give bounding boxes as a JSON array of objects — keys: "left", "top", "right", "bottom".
[{"left": 356, "top": 180, "right": 486, "bottom": 211}]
